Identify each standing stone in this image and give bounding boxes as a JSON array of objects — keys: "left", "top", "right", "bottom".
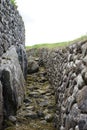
[
  {"left": 16, "top": 44, "right": 27, "bottom": 78},
  {"left": 1, "top": 46, "right": 25, "bottom": 118},
  {"left": 0, "top": 82, "right": 3, "bottom": 129}
]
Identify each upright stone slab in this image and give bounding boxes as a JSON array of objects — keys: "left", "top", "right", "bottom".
[
  {"left": 1, "top": 46, "right": 25, "bottom": 117},
  {"left": 0, "top": 82, "right": 3, "bottom": 129}
]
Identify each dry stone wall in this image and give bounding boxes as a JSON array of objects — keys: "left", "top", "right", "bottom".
[
  {"left": 0, "top": 0, "right": 27, "bottom": 129},
  {"left": 43, "top": 40, "right": 87, "bottom": 130},
  {"left": 0, "top": 0, "right": 25, "bottom": 52},
  {"left": 27, "top": 40, "right": 87, "bottom": 130},
  {"left": 0, "top": 0, "right": 27, "bottom": 77}
]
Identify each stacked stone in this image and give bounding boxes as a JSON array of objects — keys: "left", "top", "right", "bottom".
[
  {"left": 0, "top": 0, "right": 27, "bottom": 129},
  {"left": 27, "top": 48, "right": 48, "bottom": 65},
  {"left": 26, "top": 48, "right": 39, "bottom": 57},
  {"left": 26, "top": 40, "right": 87, "bottom": 130},
  {"left": 42, "top": 40, "right": 87, "bottom": 130}
]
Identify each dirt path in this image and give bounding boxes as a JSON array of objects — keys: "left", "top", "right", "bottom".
[{"left": 5, "top": 67, "right": 57, "bottom": 130}]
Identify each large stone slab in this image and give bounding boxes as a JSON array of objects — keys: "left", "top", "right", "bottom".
[
  {"left": 0, "top": 46, "right": 25, "bottom": 118},
  {"left": 0, "top": 82, "right": 3, "bottom": 129}
]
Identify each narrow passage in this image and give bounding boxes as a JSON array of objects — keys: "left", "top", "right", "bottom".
[{"left": 5, "top": 66, "right": 57, "bottom": 130}]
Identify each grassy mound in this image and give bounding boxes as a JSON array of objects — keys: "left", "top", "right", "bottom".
[{"left": 26, "top": 35, "right": 87, "bottom": 49}]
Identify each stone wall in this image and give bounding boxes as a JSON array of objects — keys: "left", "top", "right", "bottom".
[
  {"left": 27, "top": 40, "right": 87, "bottom": 130},
  {"left": 0, "top": 0, "right": 27, "bottom": 129},
  {"left": 43, "top": 40, "right": 87, "bottom": 130}
]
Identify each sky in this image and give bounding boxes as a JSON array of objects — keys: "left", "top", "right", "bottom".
[{"left": 16, "top": 0, "right": 87, "bottom": 46}]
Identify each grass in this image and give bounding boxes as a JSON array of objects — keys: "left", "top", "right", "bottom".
[
  {"left": 10, "top": 0, "right": 17, "bottom": 8},
  {"left": 26, "top": 35, "right": 87, "bottom": 49}
]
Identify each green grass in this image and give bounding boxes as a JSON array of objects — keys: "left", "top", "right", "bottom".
[
  {"left": 26, "top": 42, "right": 70, "bottom": 49},
  {"left": 10, "top": 0, "right": 17, "bottom": 8},
  {"left": 26, "top": 35, "right": 87, "bottom": 49}
]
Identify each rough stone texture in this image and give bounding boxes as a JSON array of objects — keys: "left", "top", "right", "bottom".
[
  {"left": 0, "top": 0, "right": 25, "bottom": 50},
  {"left": 16, "top": 44, "right": 27, "bottom": 78},
  {"left": 27, "top": 40, "right": 87, "bottom": 130},
  {"left": 0, "top": 0, "right": 27, "bottom": 129},
  {"left": 27, "top": 56, "right": 39, "bottom": 74},
  {"left": 0, "top": 82, "right": 3, "bottom": 129},
  {"left": 0, "top": 0, "right": 27, "bottom": 75},
  {"left": 1, "top": 46, "right": 25, "bottom": 118},
  {"left": 27, "top": 48, "right": 48, "bottom": 66},
  {"left": 42, "top": 40, "right": 87, "bottom": 130}
]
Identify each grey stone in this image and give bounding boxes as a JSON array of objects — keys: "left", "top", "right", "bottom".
[
  {"left": 81, "top": 42, "right": 87, "bottom": 57},
  {"left": 75, "top": 125, "right": 79, "bottom": 130},
  {"left": 69, "top": 128, "right": 73, "bottom": 130},
  {"left": 75, "top": 74, "right": 84, "bottom": 89},
  {"left": 28, "top": 91, "right": 39, "bottom": 98},
  {"left": 0, "top": 0, "right": 26, "bottom": 128},
  {"left": 1, "top": 46, "right": 25, "bottom": 117},
  {"left": 78, "top": 114, "right": 87, "bottom": 130},
  {"left": 16, "top": 44, "right": 27, "bottom": 78},
  {"left": 24, "top": 112, "right": 38, "bottom": 119},
  {"left": 26, "top": 106, "right": 35, "bottom": 111},
  {"left": 40, "top": 120, "right": 47, "bottom": 124},
  {"left": 84, "top": 72, "right": 87, "bottom": 84},
  {"left": 70, "top": 103, "right": 80, "bottom": 122},
  {"left": 66, "top": 96, "right": 75, "bottom": 113},
  {"left": 76, "top": 86, "right": 87, "bottom": 113},
  {"left": 39, "top": 100, "right": 49, "bottom": 107},
  {"left": 60, "top": 126, "right": 65, "bottom": 130},
  {"left": 73, "top": 85, "right": 79, "bottom": 97},
  {"left": 68, "top": 54, "right": 73, "bottom": 62},
  {"left": 75, "top": 60, "right": 81, "bottom": 66},
  {"left": 44, "top": 114, "right": 54, "bottom": 122},
  {"left": 83, "top": 55, "right": 87, "bottom": 65},
  {"left": 8, "top": 115, "right": 16, "bottom": 123},
  {"left": 81, "top": 67, "right": 87, "bottom": 81},
  {"left": 37, "top": 110, "right": 44, "bottom": 118},
  {"left": 27, "top": 58, "right": 39, "bottom": 74},
  {"left": 0, "top": 82, "right": 3, "bottom": 129}
]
